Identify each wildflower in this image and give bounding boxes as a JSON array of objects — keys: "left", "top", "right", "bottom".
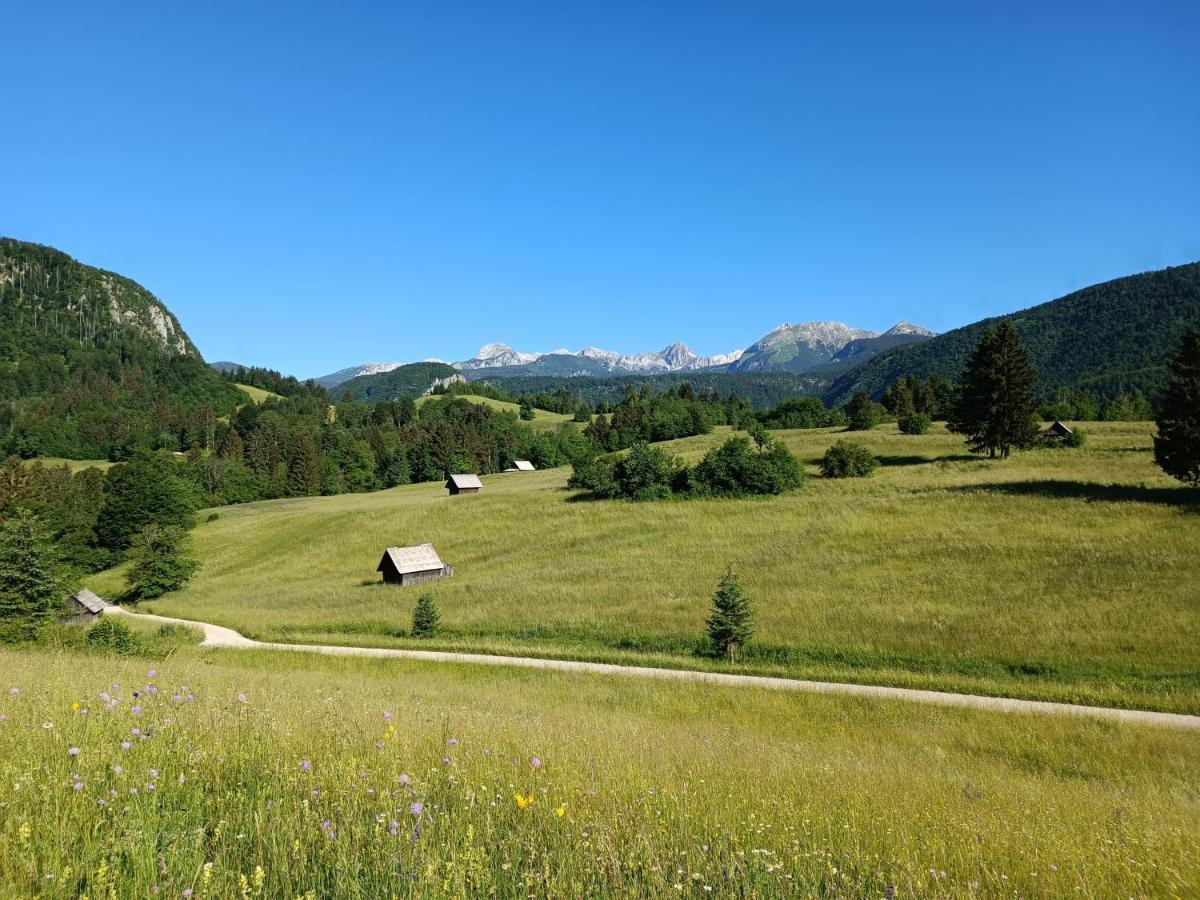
[
  {"left": 121, "top": 742, "right": 131, "bottom": 750},
  {"left": 238, "top": 693, "right": 247, "bottom": 704},
  {"left": 514, "top": 793, "right": 535, "bottom": 810},
  {"left": 172, "top": 694, "right": 182, "bottom": 703},
  {"left": 70, "top": 702, "right": 80, "bottom": 713},
  {"left": 409, "top": 802, "right": 423, "bottom": 816},
  {"left": 388, "top": 820, "right": 400, "bottom": 836},
  {"left": 531, "top": 756, "right": 542, "bottom": 769},
  {"left": 0, "top": 715, "right": 7, "bottom": 722},
  {"left": 447, "top": 738, "right": 458, "bottom": 747},
  {"left": 113, "top": 766, "right": 123, "bottom": 775},
  {"left": 42, "top": 722, "right": 53, "bottom": 730},
  {"left": 555, "top": 805, "right": 566, "bottom": 817},
  {"left": 8, "top": 687, "right": 19, "bottom": 695},
  {"left": 132, "top": 728, "right": 141, "bottom": 736},
  {"left": 149, "top": 769, "right": 159, "bottom": 780},
  {"left": 442, "top": 756, "right": 451, "bottom": 766},
  {"left": 300, "top": 759, "right": 311, "bottom": 773},
  {"left": 131, "top": 705, "right": 142, "bottom": 716},
  {"left": 99, "top": 692, "right": 110, "bottom": 703},
  {"left": 398, "top": 773, "right": 411, "bottom": 785},
  {"left": 383, "top": 711, "right": 393, "bottom": 722},
  {"left": 182, "top": 889, "right": 193, "bottom": 898}
]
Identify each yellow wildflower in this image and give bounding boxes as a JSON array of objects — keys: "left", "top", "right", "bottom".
[{"left": 514, "top": 792, "right": 535, "bottom": 810}]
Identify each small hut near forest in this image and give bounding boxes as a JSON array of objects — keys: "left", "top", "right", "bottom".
[
  {"left": 376, "top": 544, "right": 454, "bottom": 586},
  {"left": 512, "top": 460, "right": 536, "bottom": 472},
  {"left": 1043, "top": 419, "right": 1074, "bottom": 440},
  {"left": 66, "top": 588, "right": 110, "bottom": 624},
  {"left": 446, "top": 473, "right": 483, "bottom": 495}
]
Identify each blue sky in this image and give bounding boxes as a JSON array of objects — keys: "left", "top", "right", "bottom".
[{"left": 3, "top": 1, "right": 1198, "bottom": 377}]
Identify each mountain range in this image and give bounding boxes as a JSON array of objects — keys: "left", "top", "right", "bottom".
[{"left": 314, "top": 320, "right": 935, "bottom": 390}]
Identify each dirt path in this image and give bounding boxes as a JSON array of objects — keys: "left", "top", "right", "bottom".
[{"left": 107, "top": 606, "right": 1200, "bottom": 731}]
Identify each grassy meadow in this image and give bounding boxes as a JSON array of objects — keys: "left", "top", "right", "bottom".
[
  {"left": 1, "top": 645, "right": 1197, "bottom": 898},
  {"left": 417, "top": 393, "right": 578, "bottom": 430},
  {"left": 233, "top": 383, "right": 282, "bottom": 404},
  {"left": 88, "top": 421, "right": 1200, "bottom": 714}
]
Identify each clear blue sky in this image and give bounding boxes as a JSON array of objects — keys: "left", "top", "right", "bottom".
[{"left": 3, "top": 1, "right": 1198, "bottom": 377}]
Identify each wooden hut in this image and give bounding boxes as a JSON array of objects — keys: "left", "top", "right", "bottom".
[
  {"left": 1043, "top": 419, "right": 1074, "bottom": 440},
  {"left": 376, "top": 544, "right": 454, "bottom": 586},
  {"left": 513, "top": 460, "right": 536, "bottom": 472},
  {"left": 446, "top": 473, "right": 483, "bottom": 495},
  {"left": 66, "top": 588, "right": 110, "bottom": 624}
]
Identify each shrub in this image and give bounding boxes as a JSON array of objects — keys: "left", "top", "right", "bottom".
[
  {"left": 820, "top": 440, "right": 877, "bottom": 478},
  {"left": 124, "top": 525, "right": 200, "bottom": 602},
  {"left": 570, "top": 442, "right": 683, "bottom": 501},
  {"left": 206, "top": 512, "right": 220, "bottom": 522},
  {"left": 86, "top": 617, "right": 138, "bottom": 655},
  {"left": 411, "top": 593, "right": 440, "bottom": 638},
  {"left": 898, "top": 413, "right": 931, "bottom": 435},
  {"left": 690, "top": 437, "right": 804, "bottom": 497}
]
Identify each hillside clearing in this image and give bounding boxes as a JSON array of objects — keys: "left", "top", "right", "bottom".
[{"left": 417, "top": 393, "right": 577, "bottom": 430}]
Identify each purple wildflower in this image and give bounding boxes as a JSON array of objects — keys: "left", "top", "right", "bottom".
[
  {"left": 398, "top": 773, "right": 410, "bottom": 785},
  {"left": 131, "top": 727, "right": 141, "bottom": 736},
  {"left": 237, "top": 693, "right": 247, "bottom": 704},
  {"left": 300, "top": 759, "right": 311, "bottom": 773},
  {"left": 447, "top": 738, "right": 458, "bottom": 747},
  {"left": 147, "top": 669, "right": 157, "bottom": 678},
  {"left": 68, "top": 747, "right": 80, "bottom": 757},
  {"left": 131, "top": 705, "right": 142, "bottom": 716},
  {"left": 8, "top": 687, "right": 19, "bottom": 695},
  {"left": 531, "top": 756, "right": 542, "bottom": 769},
  {"left": 113, "top": 765, "right": 123, "bottom": 774},
  {"left": 121, "top": 741, "right": 131, "bottom": 750},
  {"left": 410, "top": 801, "right": 423, "bottom": 816},
  {"left": 182, "top": 889, "right": 193, "bottom": 898},
  {"left": 383, "top": 711, "right": 393, "bottom": 722}
]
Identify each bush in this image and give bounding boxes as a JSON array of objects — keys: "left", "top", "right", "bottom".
[
  {"left": 206, "top": 512, "right": 220, "bottom": 522},
  {"left": 124, "top": 525, "right": 200, "bottom": 602},
  {"left": 898, "top": 413, "right": 931, "bottom": 435},
  {"left": 690, "top": 437, "right": 804, "bottom": 497},
  {"left": 844, "top": 391, "right": 879, "bottom": 431},
  {"left": 86, "top": 617, "right": 139, "bottom": 655},
  {"left": 569, "top": 442, "right": 684, "bottom": 501},
  {"left": 820, "top": 440, "right": 877, "bottom": 478}
]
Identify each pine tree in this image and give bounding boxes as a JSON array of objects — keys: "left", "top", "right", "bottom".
[
  {"left": 411, "top": 593, "right": 440, "bottom": 638},
  {"left": 0, "top": 509, "right": 66, "bottom": 640},
  {"left": 705, "top": 567, "right": 754, "bottom": 662},
  {"left": 1154, "top": 325, "right": 1200, "bottom": 485},
  {"left": 948, "top": 321, "right": 1040, "bottom": 458},
  {"left": 288, "top": 432, "right": 323, "bottom": 496}
]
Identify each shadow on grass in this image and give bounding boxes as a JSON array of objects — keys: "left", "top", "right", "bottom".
[
  {"left": 875, "top": 453, "right": 979, "bottom": 467},
  {"left": 950, "top": 479, "right": 1200, "bottom": 509}
]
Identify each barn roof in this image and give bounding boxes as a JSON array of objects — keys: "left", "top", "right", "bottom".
[
  {"left": 447, "top": 473, "right": 483, "bottom": 489},
  {"left": 377, "top": 544, "right": 445, "bottom": 575},
  {"left": 513, "top": 460, "right": 535, "bottom": 471},
  {"left": 1045, "top": 419, "right": 1074, "bottom": 436},
  {"left": 71, "top": 588, "right": 109, "bottom": 614}
]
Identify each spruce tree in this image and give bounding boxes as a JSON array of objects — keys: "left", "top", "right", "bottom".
[
  {"left": 948, "top": 321, "right": 1039, "bottom": 458},
  {"left": 1154, "top": 325, "right": 1200, "bottom": 485},
  {"left": 411, "top": 593, "right": 440, "bottom": 638},
  {"left": 288, "top": 432, "right": 323, "bottom": 496},
  {"left": 706, "top": 568, "right": 754, "bottom": 662},
  {"left": 0, "top": 509, "right": 66, "bottom": 640}
]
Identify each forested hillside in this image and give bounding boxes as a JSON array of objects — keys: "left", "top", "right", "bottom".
[
  {"left": 331, "top": 361, "right": 462, "bottom": 400},
  {"left": 0, "top": 238, "right": 243, "bottom": 458},
  {"left": 825, "top": 262, "right": 1200, "bottom": 405}
]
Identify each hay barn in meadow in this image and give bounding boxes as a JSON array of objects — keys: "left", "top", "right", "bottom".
[
  {"left": 1043, "top": 419, "right": 1074, "bottom": 440},
  {"left": 512, "top": 460, "right": 535, "bottom": 472},
  {"left": 446, "top": 473, "right": 483, "bottom": 494},
  {"left": 376, "top": 544, "right": 454, "bottom": 586},
  {"left": 66, "top": 588, "right": 110, "bottom": 624}
]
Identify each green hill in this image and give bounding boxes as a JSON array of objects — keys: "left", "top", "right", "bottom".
[
  {"left": 825, "top": 262, "right": 1200, "bottom": 405},
  {"left": 332, "top": 361, "right": 462, "bottom": 401},
  {"left": 0, "top": 237, "right": 243, "bottom": 458}
]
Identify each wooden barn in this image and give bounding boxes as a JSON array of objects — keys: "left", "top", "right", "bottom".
[
  {"left": 446, "top": 473, "right": 483, "bottom": 495},
  {"left": 1043, "top": 419, "right": 1074, "bottom": 440},
  {"left": 376, "top": 544, "right": 455, "bottom": 586},
  {"left": 513, "top": 460, "right": 536, "bottom": 472},
  {"left": 66, "top": 588, "right": 110, "bottom": 624}
]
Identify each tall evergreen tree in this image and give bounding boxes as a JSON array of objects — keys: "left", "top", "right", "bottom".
[
  {"left": 845, "top": 391, "right": 879, "bottom": 431},
  {"left": 1153, "top": 325, "right": 1200, "bottom": 485},
  {"left": 706, "top": 567, "right": 754, "bottom": 662},
  {"left": 948, "top": 321, "right": 1040, "bottom": 458},
  {"left": 0, "top": 509, "right": 66, "bottom": 640},
  {"left": 288, "top": 431, "right": 323, "bottom": 496}
]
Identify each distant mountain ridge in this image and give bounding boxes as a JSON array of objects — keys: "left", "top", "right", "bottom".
[{"left": 315, "top": 320, "right": 931, "bottom": 391}]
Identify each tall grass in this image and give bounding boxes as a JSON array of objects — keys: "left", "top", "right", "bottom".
[
  {"left": 1, "top": 646, "right": 1196, "bottom": 897},
  {"left": 90, "top": 422, "right": 1200, "bottom": 712}
]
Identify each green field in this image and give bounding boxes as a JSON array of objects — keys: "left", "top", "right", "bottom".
[
  {"left": 1, "top": 645, "right": 1196, "bottom": 898},
  {"left": 90, "top": 422, "right": 1200, "bottom": 714},
  {"left": 417, "top": 393, "right": 578, "bottom": 430},
  {"left": 233, "top": 382, "right": 282, "bottom": 404},
  {"left": 27, "top": 457, "right": 115, "bottom": 473}
]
